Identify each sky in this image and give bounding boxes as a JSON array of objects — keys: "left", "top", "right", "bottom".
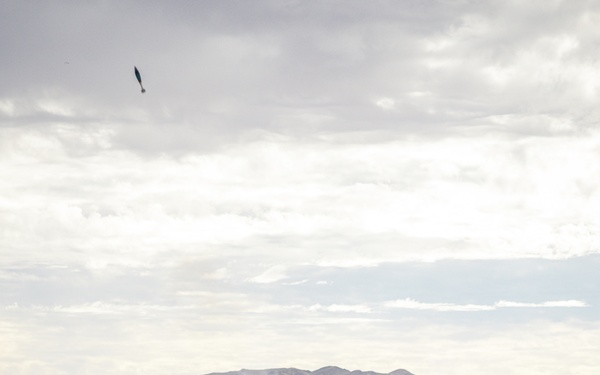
[{"left": 1, "top": 0, "right": 600, "bottom": 374}]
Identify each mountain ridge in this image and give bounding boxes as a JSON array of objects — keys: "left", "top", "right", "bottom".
[{"left": 206, "top": 366, "right": 414, "bottom": 375}]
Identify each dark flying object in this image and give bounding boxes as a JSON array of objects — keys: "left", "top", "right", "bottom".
[{"left": 134, "top": 66, "right": 146, "bottom": 93}]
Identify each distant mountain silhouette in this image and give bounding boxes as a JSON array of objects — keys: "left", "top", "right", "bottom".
[{"left": 206, "top": 366, "right": 414, "bottom": 375}]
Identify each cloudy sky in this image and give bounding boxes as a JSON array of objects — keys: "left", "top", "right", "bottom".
[{"left": 2, "top": 0, "right": 600, "bottom": 374}]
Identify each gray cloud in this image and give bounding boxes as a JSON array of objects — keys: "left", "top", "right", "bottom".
[{"left": 8, "top": 0, "right": 599, "bottom": 154}]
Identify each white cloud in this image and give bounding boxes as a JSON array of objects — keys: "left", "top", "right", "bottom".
[
  {"left": 283, "top": 279, "right": 308, "bottom": 285},
  {"left": 375, "top": 97, "right": 396, "bottom": 110},
  {"left": 3, "top": 128, "right": 600, "bottom": 267},
  {"left": 385, "top": 299, "right": 589, "bottom": 311},
  {"left": 203, "top": 267, "right": 231, "bottom": 281},
  {"left": 50, "top": 302, "right": 197, "bottom": 316},
  {"left": 248, "top": 265, "right": 288, "bottom": 284},
  {"left": 308, "top": 304, "right": 373, "bottom": 314},
  {"left": 385, "top": 298, "right": 495, "bottom": 312},
  {"left": 496, "top": 300, "right": 588, "bottom": 308}
]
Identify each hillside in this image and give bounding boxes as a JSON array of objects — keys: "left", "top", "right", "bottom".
[{"left": 206, "top": 366, "right": 414, "bottom": 375}]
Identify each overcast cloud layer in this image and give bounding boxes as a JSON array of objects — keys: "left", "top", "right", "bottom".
[{"left": 2, "top": 1, "right": 600, "bottom": 375}]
